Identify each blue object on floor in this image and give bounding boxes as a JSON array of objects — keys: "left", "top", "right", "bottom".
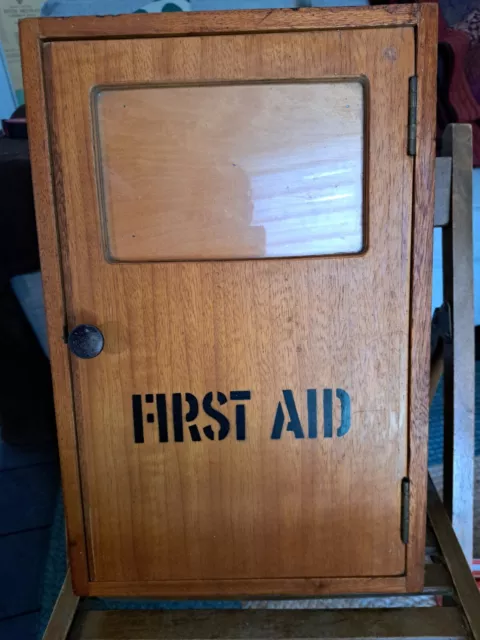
[
  {"left": 0, "top": 430, "right": 59, "bottom": 638},
  {"left": 428, "top": 375, "right": 444, "bottom": 467},
  {"left": 0, "top": 438, "right": 57, "bottom": 471},
  {"left": 0, "top": 463, "right": 59, "bottom": 535},
  {"left": 11, "top": 272, "right": 49, "bottom": 358},
  {"left": 0, "top": 612, "right": 39, "bottom": 640},
  {"left": 0, "top": 528, "right": 51, "bottom": 620}
]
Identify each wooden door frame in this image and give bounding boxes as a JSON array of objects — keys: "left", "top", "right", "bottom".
[{"left": 20, "top": 4, "right": 437, "bottom": 597}]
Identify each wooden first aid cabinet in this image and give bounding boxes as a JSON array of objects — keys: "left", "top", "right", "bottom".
[{"left": 20, "top": 4, "right": 437, "bottom": 598}]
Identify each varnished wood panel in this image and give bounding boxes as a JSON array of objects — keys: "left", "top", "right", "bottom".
[
  {"left": 45, "top": 27, "right": 413, "bottom": 585},
  {"left": 96, "top": 82, "right": 364, "bottom": 261},
  {"left": 405, "top": 2, "right": 437, "bottom": 593},
  {"left": 88, "top": 576, "right": 408, "bottom": 599},
  {"left": 24, "top": 5, "right": 421, "bottom": 41},
  {"left": 84, "top": 564, "right": 452, "bottom": 598},
  {"left": 19, "top": 7, "right": 437, "bottom": 596},
  {"left": 19, "top": 19, "right": 90, "bottom": 594}
]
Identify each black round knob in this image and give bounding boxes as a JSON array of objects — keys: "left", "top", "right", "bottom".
[{"left": 68, "top": 324, "right": 104, "bottom": 359}]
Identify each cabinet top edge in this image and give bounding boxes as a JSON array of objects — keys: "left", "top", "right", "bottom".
[{"left": 19, "top": 4, "right": 437, "bottom": 43}]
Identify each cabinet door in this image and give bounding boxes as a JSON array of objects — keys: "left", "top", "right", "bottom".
[{"left": 44, "top": 24, "right": 416, "bottom": 590}]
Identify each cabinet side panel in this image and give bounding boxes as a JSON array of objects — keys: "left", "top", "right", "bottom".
[
  {"left": 406, "top": 3, "right": 438, "bottom": 592},
  {"left": 19, "top": 26, "right": 89, "bottom": 594}
]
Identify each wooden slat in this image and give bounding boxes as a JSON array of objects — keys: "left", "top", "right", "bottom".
[
  {"left": 434, "top": 157, "right": 452, "bottom": 227},
  {"left": 18, "top": 19, "right": 90, "bottom": 594},
  {"left": 42, "top": 570, "right": 79, "bottom": 640},
  {"left": 441, "top": 124, "right": 475, "bottom": 565},
  {"left": 24, "top": 5, "right": 421, "bottom": 42},
  {"left": 427, "top": 475, "right": 480, "bottom": 640},
  {"left": 425, "top": 521, "right": 439, "bottom": 555},
  {"left": 405, "top": 1, "right": 438, "bottom": 593},
  {"left": 68, "top": 608, "right": 468, "bottom": 640},
  {"left": 86, "top": 577, "right": 407, "bottom": 599},
  {"left": 85, "top": 565, "right": 448, "bottom": 601},
  {"left": 423, "top": 563, "right": 453, "bottom": 594}
]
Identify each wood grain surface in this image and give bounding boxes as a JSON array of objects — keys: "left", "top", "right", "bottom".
[
  {"left": 24, "top": 5, "right": 421, "bottom": 41},
  {"left": 19, "top": 6, "right": 437, "bottom": 597},
  {"left": 69, "top": 608, "right": 469, "bottom": 640},
  {"left": 19, "top": 18, "right": 90, "bottom": 594},
  {"left": 45, "top": 26, "right": 413, "bottom": 586},
  {"left": 434, "top": 157, "right": 452, "bottom": 227},
  {"left": 405, "top": 2, "right": 437, "bottom": 593}
]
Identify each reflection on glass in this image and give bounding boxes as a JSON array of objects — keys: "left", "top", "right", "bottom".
[{"left": 95, "top": 82, "right": 364, "bottom": 261}]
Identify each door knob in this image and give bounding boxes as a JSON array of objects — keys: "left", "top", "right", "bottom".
[{"left": 67, "top": 324, "right": 104, "bottom": 359}]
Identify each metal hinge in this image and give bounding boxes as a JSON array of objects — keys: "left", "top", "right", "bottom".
[
  {"left": 408, "top": 76, "right": 417, "bottom": 156},
  {"left": 401, "top": 478, "right": 410, "bottom": 544}
]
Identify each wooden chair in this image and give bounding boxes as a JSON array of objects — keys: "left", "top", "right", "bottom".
[{"left": 41, "top": 123, "right": 479, "bottom": 640}]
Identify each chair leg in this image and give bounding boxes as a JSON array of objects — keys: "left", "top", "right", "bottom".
[
  {"left": 441, "top": 123, "right": 475, "bottom": 565},
  {"left": 41, "top": 569, "right": 79, "bottom": 640}
]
